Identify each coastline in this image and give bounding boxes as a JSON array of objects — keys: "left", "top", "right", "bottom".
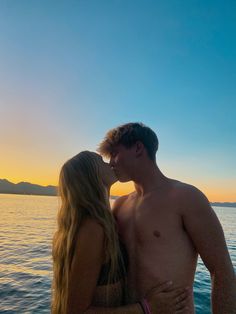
[{"left": 0, "top": 191, "right": 235, "bottom": 207}]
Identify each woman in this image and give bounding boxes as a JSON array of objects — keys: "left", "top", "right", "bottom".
[{"left": 51, "top": 151, "right": 189, "bottom": 314}]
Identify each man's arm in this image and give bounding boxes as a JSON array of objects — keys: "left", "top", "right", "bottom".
[{"left": 182, "top": 186, "right": 236, "bottom": 314}]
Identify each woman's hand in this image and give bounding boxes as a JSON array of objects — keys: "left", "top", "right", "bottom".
[{"left": 145, "top": 281, "right": 190, "bottom": 314}]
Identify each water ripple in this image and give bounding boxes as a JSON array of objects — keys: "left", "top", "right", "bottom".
[{"left": 0, "top": 195, "right": 235, "bottom": 314}]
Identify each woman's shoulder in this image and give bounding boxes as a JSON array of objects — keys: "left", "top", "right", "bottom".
[
  {"left": 80, "top": 218, "right": 104, "bottom": 230},
  {"left": 72, "top": 218, "right": 105, "bottom": 267},
  {"left": 79, "top": 218, "right": 104, "bottom": 240}
]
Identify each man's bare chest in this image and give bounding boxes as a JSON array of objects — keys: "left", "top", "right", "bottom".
[{"left": 116, "top": 198, "right": 183, "bottom": 247}]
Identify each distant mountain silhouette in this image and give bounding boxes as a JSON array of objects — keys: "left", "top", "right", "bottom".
[
  {"left": 0, "top": 179, "right": 57, "bottom": 196},
  {"left": 0, "top": 179, "right": 235, "bottom": 206},
  {"left": 211, "top": 202, "right": 236, "bottom": 208}
]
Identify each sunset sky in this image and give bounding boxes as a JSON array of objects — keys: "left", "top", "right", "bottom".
[{"left": 0, "top": 1, "right": 235, "bottom": 201}]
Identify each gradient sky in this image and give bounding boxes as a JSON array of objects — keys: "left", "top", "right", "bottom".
[{"left": 0, "top": 1, "right": 235, "bottom": 201}]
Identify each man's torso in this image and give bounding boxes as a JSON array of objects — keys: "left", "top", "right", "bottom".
[{"left": 114, "top": 180, "right": 198, "bottom": 311}]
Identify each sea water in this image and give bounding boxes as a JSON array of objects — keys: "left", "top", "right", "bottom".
[{"left": 0, "top": 194, "right": 235, "bottom": 313}]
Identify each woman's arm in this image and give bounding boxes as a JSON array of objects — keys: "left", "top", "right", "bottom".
[
  {"left": 67, "top": 219, "right": 143, "bottom": 314},
  {"left": 84, "top": 282, "right": 189, "bottom": 314},
  {"left": 85, "top": 303, "right": 143, "bottom": 314},
  {"left": 67, "top": 219, "right": 105, "bottom": 314},
  {"left": 67, "top": 219, "right": 189, "bottom": 314}
]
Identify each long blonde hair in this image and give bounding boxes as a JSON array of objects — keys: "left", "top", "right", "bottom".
[{"left": 51, "top": 151, "right": 122, "bottom": 314}]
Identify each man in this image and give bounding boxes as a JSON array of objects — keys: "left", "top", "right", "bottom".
[{"left": 98, "top": 122, "right": 236, "bottom": 313}]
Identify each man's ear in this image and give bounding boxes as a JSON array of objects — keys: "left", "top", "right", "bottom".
[{"left": 135, "top": 141, "right": 144, "bottom": 157}]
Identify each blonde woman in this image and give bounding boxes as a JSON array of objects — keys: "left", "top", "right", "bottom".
[{"left": 51, "top": 151, "right": 189, "bottom": 314}]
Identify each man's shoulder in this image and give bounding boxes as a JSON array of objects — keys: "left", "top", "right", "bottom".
[
  {"left": 171, "top": 180, "right": 208, "bottom": 203},
  {"left": 111, "top": 192, "right": 134, "bottom": 214},
  {"left": 172, "top": 179, "right": 202, "bottom": 195},
  {"left": 171, "top": 180, "right": 210, "bottom": 212}
]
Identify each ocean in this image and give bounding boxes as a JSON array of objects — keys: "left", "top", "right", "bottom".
[{"left": 0, "top": 193, "right": 235, "bottom": 313}]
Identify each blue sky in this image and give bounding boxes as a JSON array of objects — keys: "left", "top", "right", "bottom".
[{"left": 0, "top": 0, "right": 235, "bottom": 200}]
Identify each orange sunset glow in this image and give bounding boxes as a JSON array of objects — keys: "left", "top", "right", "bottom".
[{"left": 1, "top": 147, "right": 235, "bottom": 202}]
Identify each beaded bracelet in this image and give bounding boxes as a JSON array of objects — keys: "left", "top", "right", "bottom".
[{"left": 139, "top": 298, "right": 152, "bottom": 314}]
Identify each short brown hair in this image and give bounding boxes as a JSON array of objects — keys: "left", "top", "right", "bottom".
[{"left": 98, "top": 122, "right": 159, "bottom": 161}]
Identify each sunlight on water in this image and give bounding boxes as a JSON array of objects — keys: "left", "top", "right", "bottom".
[
  {"left": 0, "top": 194, "right": 235, "bottom": 313},
  {"left": 0, "top": 194, "right": 57, "bottom": 313}
]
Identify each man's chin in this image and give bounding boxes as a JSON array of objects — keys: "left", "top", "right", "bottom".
[
  {"left": 114, "top": 171, "right": 131, "bottom": 183},
  {"left": 117, "top": 177, "right": 132, "bottom": 183}
]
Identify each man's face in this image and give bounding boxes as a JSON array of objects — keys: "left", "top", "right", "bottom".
[{"left": 109, "top": 144, "right": 135, "bottom": 182}]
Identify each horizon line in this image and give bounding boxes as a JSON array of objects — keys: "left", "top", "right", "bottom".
[{"left": 0, "top": 178, "right": 236, "bottom": 203}]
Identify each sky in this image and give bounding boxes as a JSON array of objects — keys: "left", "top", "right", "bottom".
[{"left": 0, "top": 0, "right": 235, "bottom": 201}]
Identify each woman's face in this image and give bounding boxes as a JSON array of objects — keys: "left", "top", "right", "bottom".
[{"left": 92, "top": 153, "right": 118, "bottom": 187}]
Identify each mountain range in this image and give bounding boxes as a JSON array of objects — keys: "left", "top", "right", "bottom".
[
  {"left": 0, "top": 179, "right": 57, "bottom": 196},
  {"left": 0, "top": 179, "right": 235, "bottom": 206}
]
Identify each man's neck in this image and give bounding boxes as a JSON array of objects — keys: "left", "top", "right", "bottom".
[{"left": 133, "top": 163, "right": 169, "bottom": 197}]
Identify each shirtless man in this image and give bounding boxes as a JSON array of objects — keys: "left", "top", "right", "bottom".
[{"left": 98, "top": 122, "right": 236, "bottom": 313}]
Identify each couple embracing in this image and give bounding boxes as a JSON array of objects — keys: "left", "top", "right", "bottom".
[{"left": 51, "top": 122, "right": 236, "bottom": 314}]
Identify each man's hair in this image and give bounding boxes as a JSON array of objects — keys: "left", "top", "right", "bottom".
[{"left": 98, "top": 122, "right": 159, "bottom": 161}]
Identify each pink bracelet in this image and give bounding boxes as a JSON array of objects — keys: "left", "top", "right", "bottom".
[{"left": 140, "top": 298, "right": 152, "bottom": 314}]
